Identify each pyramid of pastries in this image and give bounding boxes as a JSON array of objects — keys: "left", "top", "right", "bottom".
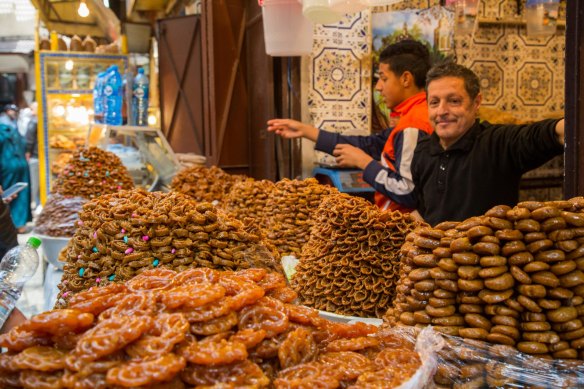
[
  {"left": 292, "top": 193, "right": 422, "bottom": 318},
  {"left": 171, "top": 165, "right": 247, "bottom": 203},
  {"left": 223, "top": 178, "right": 275, "bottom": 226},
  {"left": 386, "top": 197, "right": 584, "bottom": 359},
  {"left": 56, "top": 189, "right": 282, "bottom": 306},
  {"left": 0, "top": 267, "right": 420, "bottom": 388},
  {"left": 51, "top": 146, "right": 134, "bottom": 199},
  {"left": 34, "top": 194, "right": 87, "bottom": 237},
  {"left": 262, "top": 178, "right": 337, "bottom": 257}
]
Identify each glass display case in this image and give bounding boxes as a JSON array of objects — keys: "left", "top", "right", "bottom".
[
  {"left": 36, "top": 51, "right": 128, "bottom": 202},
  {"left": 87, "top": 124, "right": 180, "bottom": 191}
]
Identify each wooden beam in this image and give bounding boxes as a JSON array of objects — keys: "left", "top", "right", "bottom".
[{"left": 564, "top": 0, "right": 584, "bottom": 198}]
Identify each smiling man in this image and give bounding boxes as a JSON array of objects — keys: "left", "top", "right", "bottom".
[
  {"left": 267, "top": 40, "right": 433, "bottom": 213},
  {"left": 410, "top": 62, "right": 565, "bottom": 226}
]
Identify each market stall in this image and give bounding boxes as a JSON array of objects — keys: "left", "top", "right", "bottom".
[{"left": 2, "top": 0, "right": 583, "bottom": 388}]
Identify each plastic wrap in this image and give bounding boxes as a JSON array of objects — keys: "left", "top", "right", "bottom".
[
  {"left": 377, "top": 326, "right": 443, "bottom": 389},
  {"left": 281, "top": 255, "right": 299, "bottom": 281},
  {"left": 392, "top": 325, "right": 584, "bottom": 388},
  {"left": 34, "top": 194, "right": 87, "bottom": 237}
]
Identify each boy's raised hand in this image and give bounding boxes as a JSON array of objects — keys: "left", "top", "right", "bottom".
[{"left": 267, "top": 119, "right": 319, "bottom": 142}]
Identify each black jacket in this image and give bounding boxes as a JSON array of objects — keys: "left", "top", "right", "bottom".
[
  {"left": 411, "top": 119, "right": 563, "bottom": 226},
  {"left": 0, "top": 199, "right": 18, "bottom": 260},
  {"left": 25, "top": 118, "right": 38, "bottom": 159}
]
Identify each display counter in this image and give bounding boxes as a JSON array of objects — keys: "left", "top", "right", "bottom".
[{"left": 86, "top": 124, "right": 180, "bottom": 190}]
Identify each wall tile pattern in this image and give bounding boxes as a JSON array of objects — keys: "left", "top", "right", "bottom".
[{"left": 308, "top": 11, "right": 372, "bottom": 166}]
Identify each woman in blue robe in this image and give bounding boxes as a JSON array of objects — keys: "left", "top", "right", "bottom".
[{"left": 0, "top": 120, "right": 32, "bottom": 232}]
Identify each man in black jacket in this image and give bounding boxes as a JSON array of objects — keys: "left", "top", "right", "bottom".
[{"left": 400, "top": 62, "right": 564, "bottom": 226}]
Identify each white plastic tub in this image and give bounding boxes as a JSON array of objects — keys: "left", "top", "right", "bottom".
[{"left": 262, "top": 0, "right": 314, "bottom": 56}]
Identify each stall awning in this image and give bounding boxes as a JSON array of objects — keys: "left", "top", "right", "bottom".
[
  {"left": 0, "top": 39, "right": 35, "bottom": 54},
  {"left": 30, "top": 0, "right": 121, "bottom": 41}
]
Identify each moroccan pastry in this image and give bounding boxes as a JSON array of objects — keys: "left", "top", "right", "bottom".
[
  {"left": 386, "top": 196, "right": 584, "bottom": 360},
  {"left": 292, "top": 192, "right": 422, "bottom": 318},
  {"left": 262, "top": 178, "right": 337, "bottom": 257},
  {"left": 0, "top": 267, "right": 420, "bottom": 388},
  {"left": 55, "top": 189, "right": 283, "bottom": 305},
  {"left": 171, "top": 165, "right": 247, "bottom": 203},
  {"left": 34, "top": 194, "right": 87, "bottom": 237},
  {"left": 223, "top": 178, "right": 275, "bottom": 225},
  {"left": 51, "top": 146, "right": 134, "bottom": 199}
]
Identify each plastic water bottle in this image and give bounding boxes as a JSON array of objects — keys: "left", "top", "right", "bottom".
[
  {"left": 93, "top": 71, "right": 106, "bottom": 124},
  {"left": 0, "top": 237, "right": 41, "bottom": 328},
  {"left": 132, "top": 68, "right": 149, "bottom": 126},
  {"left": 103, "top": 65, "right": 123, "bottom": 125}
]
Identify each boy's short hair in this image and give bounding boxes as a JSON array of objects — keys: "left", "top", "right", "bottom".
[
  {"left": 379, "top": 40, "right": 431, "bottom": 89},
  {"left": 426, "top": 62, "right": 481, "bottom": 100}
]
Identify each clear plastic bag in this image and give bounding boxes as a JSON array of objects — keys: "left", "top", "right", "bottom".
[
  {"left": 377, "top": 326, "right": 444, "bottom": 389},
  {"left": 392, "top": 325, "right": 584, "bottom": 388},
  {"left": 436, "top": 331, "right": 584, "bottom": 388}
]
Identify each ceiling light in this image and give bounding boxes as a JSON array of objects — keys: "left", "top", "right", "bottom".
[{"left": 78, "top": 0, "right": 89, "bottom": 17}]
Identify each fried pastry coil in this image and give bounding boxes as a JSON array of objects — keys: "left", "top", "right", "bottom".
[
  {"left": 105, "top": 353, "right": 186, "bottom": 387},
  {"left": 293, "top": 192, "right": 423, "bottom": 318}
]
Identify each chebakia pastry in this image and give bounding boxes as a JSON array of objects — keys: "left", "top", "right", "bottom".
[
  {"left": 171, "top": 165, "right": 247, "bottom": 203},
  {"left": 223, "top": 178, "right": 275, "bottom": 225},
  {"left": 0, "top": 267, "right": 421, "bottom": 388},
  {"left": 51, "top": 146, "right": 134, "bottom": 199},
  {"left": 56, "top": 189, "right": 282, "bottom": 306},
  {"left": 34, "top": 194, "right": 87, "bottom": 237},
  {"left": 262, "top": 178, "right": 337, "bottom": 257},
  {"left": 292, "top": 192, "right": 422, "bottom": 318}
]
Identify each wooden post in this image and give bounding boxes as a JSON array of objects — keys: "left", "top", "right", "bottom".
[{"left": 564, "top": 0, "right": 584, "bottom": 198}]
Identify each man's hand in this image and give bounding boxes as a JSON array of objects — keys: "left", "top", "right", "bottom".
[
  {"left": 332, "top": 144, "right": 373, "bottom": 169},
  {"left": 267, "top": 119, "right": 319, "bottom": 142}
]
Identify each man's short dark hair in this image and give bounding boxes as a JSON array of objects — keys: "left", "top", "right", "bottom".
[
  {"left": 379, "top": 40, "right": 431, "bottom": 89},
  {"left": 426, "top": 62, "right": 481, "bottom": 100}
]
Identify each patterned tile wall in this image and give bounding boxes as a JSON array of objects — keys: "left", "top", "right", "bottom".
[
  {"left": 307, "top": 12, "right": 372, "bottom": 166},
  {"left": 456, "top": 0, "right": 566, "bottom": 123}
]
